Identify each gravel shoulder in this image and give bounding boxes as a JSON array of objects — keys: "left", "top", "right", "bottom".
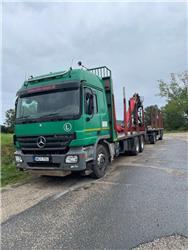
[
  {"left": 133, "top": 235, "right": 188, "bottom": 250},
  {"left": 0, "top": 174, "right": 92, "bottom": 223}
]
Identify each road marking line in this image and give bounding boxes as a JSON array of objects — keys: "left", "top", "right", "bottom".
[
  {"left": 53, "top": 181, "right": 97, "bottom": 200},
  {"left": 53, "top": 179, "right": 131, "bottom": 200},
  {"left": 95, "top": 180, "right": 132, "bottom": 187},
  {"left": 53, "top": 190, "right": 70, "bottom": 200}
]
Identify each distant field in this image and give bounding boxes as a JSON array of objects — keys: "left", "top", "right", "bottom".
[{"left": 1, "top": 133, "right": 30, "bottom": 187}]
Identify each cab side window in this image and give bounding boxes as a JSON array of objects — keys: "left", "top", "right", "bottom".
[
  {"left": 84, "top": 88, "right": 92, "bottom": 115},
  {"left": 84, "top": 88, "right": 98, "bottom": 114}
]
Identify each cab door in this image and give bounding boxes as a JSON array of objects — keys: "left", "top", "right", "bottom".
[{"left": 83, "top": 87, "right": 101, "bottom": 145}]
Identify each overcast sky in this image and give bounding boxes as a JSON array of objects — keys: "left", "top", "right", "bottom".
[{"left": 1, "top": 1, "right": 187, "bottom": 123}]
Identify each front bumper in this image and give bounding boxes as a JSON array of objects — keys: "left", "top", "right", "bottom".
[{"left": 14, "top": 147, "right": 89, "bottom": 172}]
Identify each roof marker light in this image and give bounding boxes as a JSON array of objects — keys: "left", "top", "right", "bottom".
[{"left": 27, "top": 85, "right": 56, "bottom": 94}]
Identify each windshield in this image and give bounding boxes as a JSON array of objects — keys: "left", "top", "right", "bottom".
[{"left": 16, "top": 88, "right": 80, "bottom": 121}]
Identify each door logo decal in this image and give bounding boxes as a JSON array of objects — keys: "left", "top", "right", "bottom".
[{"left": 63, "top": 123, "right": 72, "bottom": 132}]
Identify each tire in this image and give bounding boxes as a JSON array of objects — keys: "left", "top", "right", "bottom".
[
  {"left": 159, "top": 130, "right": 163, "bottom": 140},
  {"left": 92, "top": 144, "right": 109, "bottom": 179},
  {"left": 131, "top": 137, "right": 139, "bottom": 156},
  {"left": 139, "top": 135, "right": 144, "bottom": 152},
  {"left": 150, "top": 133, "right": 156, "bottom": 144}
]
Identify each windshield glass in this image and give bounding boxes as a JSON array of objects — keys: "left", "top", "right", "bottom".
[{"left": 16, "top": 88, "right": 80, "bottom": 120}]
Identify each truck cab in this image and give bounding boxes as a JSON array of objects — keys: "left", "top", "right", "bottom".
[{"left": 14, "top": 67, "right": 116, "bottom": 178}]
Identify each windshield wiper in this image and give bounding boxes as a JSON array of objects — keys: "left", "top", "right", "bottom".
[
  {"left": 17, "top": 115, "right": 32, "bottom": 119},
  {"left": 38, "top": 112, "right": 60, "bottom": 119},
  {"left": 16, "top": 115, "right": 37, "bottom": 124},
  {"left": 16, "top": 112, "right": 77, "bottom": 124}
]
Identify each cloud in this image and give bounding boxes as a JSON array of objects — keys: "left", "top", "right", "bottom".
[{"left": 1, "top": 2, "right": 187, "bottom": 123}]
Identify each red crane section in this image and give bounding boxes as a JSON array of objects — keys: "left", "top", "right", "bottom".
[{"left": 116, "top": 93, "right": 145, "bottom": 134}]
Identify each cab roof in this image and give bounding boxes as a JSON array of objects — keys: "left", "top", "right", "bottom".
[{"left": 18, "top": 68, "right": 107, "bottom": 95}]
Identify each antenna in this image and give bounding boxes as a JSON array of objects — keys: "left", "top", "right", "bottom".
[
  {"left": 78, "top": 61, "right": 88, "bottom": 70},
  {"left": 70, "top": 58, "right": 74, "bottom": 69},
  {"left": 68, "top": 59, "right": 73, "bottom": 78}
]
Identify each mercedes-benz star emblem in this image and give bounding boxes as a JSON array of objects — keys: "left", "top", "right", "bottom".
[{"left": 37, "top": 136, "right": 46, "bottom": 148}]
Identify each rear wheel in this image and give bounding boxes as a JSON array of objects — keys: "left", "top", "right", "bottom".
[
  {"left": 131, "top": 137, "right": 139, "bottom": 156},
  {"left": 92, "top": 144, "right": 109, "bottom": 179},
  {"left": 159, "top": 130, "right": 163, "bottom": 140},
  {"left": 150, "top": 133, "right": 156, "bottom": 144},
  {"left": 139, "top": 135, "right": 144, "bottom": 152}
]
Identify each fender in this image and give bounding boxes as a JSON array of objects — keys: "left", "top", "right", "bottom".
[{"left": 93, "top": 135, "right": 113, "bottom": 162}]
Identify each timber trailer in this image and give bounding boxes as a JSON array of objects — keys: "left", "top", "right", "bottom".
[{"left": 14, "top": 63, "right": 164, "bottom": 178}]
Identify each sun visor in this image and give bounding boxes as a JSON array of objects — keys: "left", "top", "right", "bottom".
[{"left": 17, "top": 81, "right": 81, "bottom": 97}]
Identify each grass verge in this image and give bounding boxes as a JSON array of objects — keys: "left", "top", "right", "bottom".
[{"left": 1, "top": 133, "right": 31, "bottom": 187}]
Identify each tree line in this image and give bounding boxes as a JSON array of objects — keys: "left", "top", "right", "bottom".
[
  {"left": 145, "top": 71, "right": 188, "bottom": 131},
  {"left": 1, "top": 71, "right": 188, "bottom": 133}
]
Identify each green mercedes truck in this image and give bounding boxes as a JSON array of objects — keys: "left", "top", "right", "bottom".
[{"left": 14, "top": 64, "right": 163, "bottom": 178}]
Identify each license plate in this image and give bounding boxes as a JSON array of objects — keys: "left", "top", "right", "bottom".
[{"left": 34, "top": 156, "right": 50, "bottom": 162}]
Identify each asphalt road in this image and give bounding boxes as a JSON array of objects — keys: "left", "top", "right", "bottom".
[{"left": 1, "top": 134, "right": 188, "bottom": 250}]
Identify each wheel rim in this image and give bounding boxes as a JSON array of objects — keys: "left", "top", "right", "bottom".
[
  {"left": 141, "top": 138, "right": 144, "bottom": 149},
  {"left": 136, "top": 142, "right": 139, "bottom": 152},
  {"left": 97, "top": 152, "right": 106, "bottom": 170}
]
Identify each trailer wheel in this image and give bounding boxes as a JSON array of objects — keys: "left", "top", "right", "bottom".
[
  {"left": 159, "top": 130, "right": 163, "bottom": 140},
  {"left": 139, "top": 135, "right": 144, "bottom": 152},
  {"left": 92, "top": 144, "right": 109, "bottom": 179},
  {"left": 150, "top": 133, "right": 156, "bottom": 144},
  {"left": 131, "top": 137, "right": 139, "bottom": 156}
]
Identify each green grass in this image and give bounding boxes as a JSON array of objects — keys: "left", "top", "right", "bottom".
[
  {"left": 1, "top": 133, "right": 31, "bottom": 187},
  {"left": 1, "top": 133, "right": 13, "bottom": 145}
]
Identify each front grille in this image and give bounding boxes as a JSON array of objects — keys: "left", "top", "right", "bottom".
[
  {"left": 27, "top": 162, "right": 60, "bottom": 168},
  {"left": 22, "top": 148, "right": 69, "bottom": 155},
  {"left": 17, "top": 134, "right": 75, "bottom": 155}
]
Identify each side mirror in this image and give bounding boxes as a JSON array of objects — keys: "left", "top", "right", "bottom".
[{"left": 15, "top": 97, "right": 18, "bottom": 109}]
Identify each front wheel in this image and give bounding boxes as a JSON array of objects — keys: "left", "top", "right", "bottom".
[{"left": 92, "top": 144, "right": 109, "bottom": 179}]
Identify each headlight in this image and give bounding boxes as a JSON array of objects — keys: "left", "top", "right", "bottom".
[
  {"left": 15, "top": 155, "right": 23, "bottom": 163},
  {"left": 65, "top": 155, "right": 78, "bottom": 164}
]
